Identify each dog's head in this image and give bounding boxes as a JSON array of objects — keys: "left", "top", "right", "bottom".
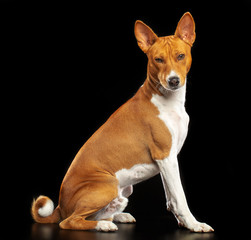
[{"left": 135, "top": 12, "right": 195, "bottom": 92}]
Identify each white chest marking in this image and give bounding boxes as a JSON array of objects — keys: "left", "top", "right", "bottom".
[
  {"left": 115, "top": 163, "right": 159, "bottom": 188},
  {"left": 151, "top": 86, "right": 189, "bottom": 154}
]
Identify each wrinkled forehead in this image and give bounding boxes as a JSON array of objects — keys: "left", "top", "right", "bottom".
[{"left": 149, "top": 36, "right": 190, "bottom": 56}]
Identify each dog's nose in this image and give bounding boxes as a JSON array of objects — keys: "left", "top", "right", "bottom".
[{"left": 168, "top": 76, "right": 180, "bottom": 88}]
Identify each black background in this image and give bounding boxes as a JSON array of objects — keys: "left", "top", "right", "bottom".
[{"left": 2, "top": 0, "right": 250, "bottom": 239}]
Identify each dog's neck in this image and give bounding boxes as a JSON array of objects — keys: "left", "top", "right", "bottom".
[{"left": 142, "top": 74, "right": 187, "bottom": 106}]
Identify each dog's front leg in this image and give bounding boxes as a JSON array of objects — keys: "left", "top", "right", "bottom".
[{"left": 155, "top": 156, "right": 214, "bottom": 232}]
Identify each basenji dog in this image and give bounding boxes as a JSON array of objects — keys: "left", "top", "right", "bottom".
[{"left": 32, "top": 12, "right": 214, "bottom": 233}]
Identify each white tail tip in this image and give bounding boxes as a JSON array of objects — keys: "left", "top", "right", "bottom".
[{"left": 38, "top": 198, "right": 54, "bottom": 217}]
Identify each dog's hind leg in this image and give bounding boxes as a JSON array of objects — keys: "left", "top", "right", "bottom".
[
  {"left": 59, "top": 214, "right": 118, "bottom": 232},
  {"left": 59, "top": 179, "right": 119, "bottom": 231},
  {"left": 88, "top": 186, "right": 131, "bottom": 222},
  {"left": 113, "top": 185, "right": 136, "bottom": 223}
]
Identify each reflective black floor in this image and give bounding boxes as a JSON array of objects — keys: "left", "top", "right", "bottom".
[{"left": 28, "top": 216, "right": 217, "bottom": 240}]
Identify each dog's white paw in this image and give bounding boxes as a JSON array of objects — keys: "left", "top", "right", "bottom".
[
  {"left": 95, "top": 221, "right": 118, "bottom": 232},
  {"left": 187, "top": 222, "right": 214, "bottom": 232},
  {"left": 113, "top": 213, "right": 136, "bottom": 223}
]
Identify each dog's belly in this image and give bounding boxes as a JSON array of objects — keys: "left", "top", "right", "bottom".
[{"left": 115, "top": 163, "right": 160, "bottom": 188}]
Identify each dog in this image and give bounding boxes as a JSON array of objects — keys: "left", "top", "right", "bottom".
[{"left": 32, "top": 12, "right": 214, "bottom": 233}]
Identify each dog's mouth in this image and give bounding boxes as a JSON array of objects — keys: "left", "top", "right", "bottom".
[
  {"left": 158, "top": 82, "right": 181, "bottom": 94},
  {"left": 168, "top": 85, "right": 180, "bottom": 91},
  {"left": 158, "top": 84, "right": 178, "bottom": 95}
]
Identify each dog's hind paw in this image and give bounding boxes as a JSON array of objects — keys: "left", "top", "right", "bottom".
[
  {"left": 95, "top": 221, "right": 118, "bottom": 232},
  {"left": 113, "top": 212, "right": 136, "bottom": 223}
]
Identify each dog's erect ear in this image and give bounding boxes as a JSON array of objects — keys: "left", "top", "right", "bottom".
[
  {"left": 175, "top": 12, "right": 196, "bottom": 46},
  {"left": 134, "top": 20, "right": 158, "bottom": 53}
]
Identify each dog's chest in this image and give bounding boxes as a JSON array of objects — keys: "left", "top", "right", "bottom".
[{"left": 151, "top": 94, "right": 189, "bottom": 154}]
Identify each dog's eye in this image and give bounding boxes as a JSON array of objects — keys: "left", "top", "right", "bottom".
[
  {"left": 155, "top": 58, "right": 164, "bottom": 63},
  {"left": 177, "top": 54, "right": 185, "bottom": 61}
]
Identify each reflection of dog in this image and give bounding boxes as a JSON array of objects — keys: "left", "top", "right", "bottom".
[{"left": 32, "top": 12, "right": 213, "bottom": 232}]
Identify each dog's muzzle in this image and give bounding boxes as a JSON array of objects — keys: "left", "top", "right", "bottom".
[{"left": 168, "top": 76, "right": 180, "bottom": 89}]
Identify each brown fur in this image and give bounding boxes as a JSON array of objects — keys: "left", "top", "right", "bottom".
[
  {"left": 31, "top": 12, "right": 195, "bottom": 231},
  {"left": 31, "top": 196, "right": 61, "bottom": 223}
]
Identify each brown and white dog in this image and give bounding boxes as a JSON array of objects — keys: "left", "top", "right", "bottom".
[{"left": 32, "top": 12, "right": 214, "bottom": 233}]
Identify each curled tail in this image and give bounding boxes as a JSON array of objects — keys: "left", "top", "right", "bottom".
[{"left": 31, "top": 195, "right": 61, "bottom": 223}]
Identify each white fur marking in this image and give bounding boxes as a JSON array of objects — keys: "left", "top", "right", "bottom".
[
  {"left": 166, "top": 70, "right": 180, "bottom": 81},
  {"left": 113, "top": 212, "right": 136, "bottom": 223},
  {"left": 156, "top": 158, "right": 214, "bottom": 232},
  {"left": 115, "top": 163, "right": 159, "bottom": 188},
  {"left": 95, "top": 221, "right": 118, "bottom": 232},
  {"left": 94, "top": 195, "right": 128, "bottom": 221},
  {"left": 151, "top": 87, "right": 189, "bottom": 154},
  {"left": 38, "top": 199, "right": 54, "bottom": 217},
  {"left": 90, "top": 187, "right": 130, "bottom": 221}
]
